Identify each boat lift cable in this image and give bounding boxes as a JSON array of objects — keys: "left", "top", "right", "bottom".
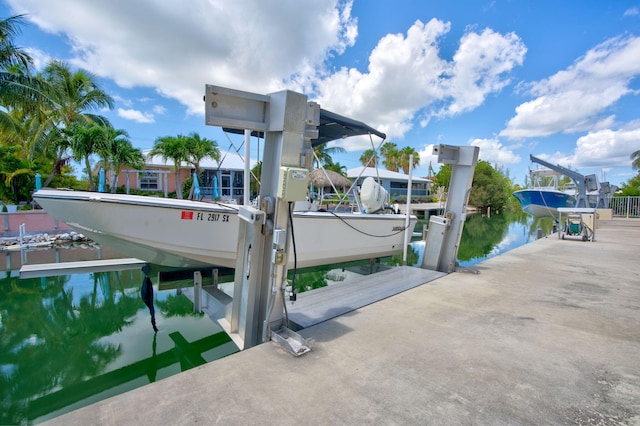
[
  {"left": 287, "top": 202, "right": 298, "bottom": 303},
  {"left": 340, "top": 133, "right": 386, "bottom": 209},
  {"left": 222, "top": 130, "right": 261, "bottom": 185},
  {"left": 325, "top": 210, "right": 409, "bottom": 238},
  {"left": 312, "top": 133, "right": 384, "bottom": 211},
  {"left": 370, "top": 134, "right": 382, "bottom": 185},
  {"left": 529, "top": 165, "right": 563, "bottom": 219},
  {"left": 312, "top": 150, "right": 353, "bottom": 208}
]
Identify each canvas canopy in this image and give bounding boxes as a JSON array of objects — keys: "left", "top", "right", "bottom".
[{"left": 224, "top": 108, "right": 386, "bottom": 147}]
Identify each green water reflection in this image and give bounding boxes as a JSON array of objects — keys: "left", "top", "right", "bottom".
[
  {"left": 0, "top": 269, "right": 238, "bottom": 424},
  {"left": 290, "top": 210, "right": 555, "bottom": 290},
  {"left": 456, "top": 210, "right": 555, "bottom": 265}
]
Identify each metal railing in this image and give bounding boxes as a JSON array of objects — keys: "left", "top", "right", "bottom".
[{"left": 610, "top": 196, "right": 640, "bottom": 218}]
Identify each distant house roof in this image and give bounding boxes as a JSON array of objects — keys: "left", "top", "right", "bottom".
[
  {"left": 143, "top": 149, "right": 256, "bottom": 171},
  {"left": 346, "top": 167, "right": 430, "bottom": 183}
]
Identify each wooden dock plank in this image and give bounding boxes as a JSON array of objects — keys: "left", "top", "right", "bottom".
[{"left": 287, "top": 266, "right": 444, "bottom": 329}]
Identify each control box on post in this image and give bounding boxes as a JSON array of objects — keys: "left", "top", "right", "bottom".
[{"left": 278, "top": 167, "right": 309, "bottom": 201}]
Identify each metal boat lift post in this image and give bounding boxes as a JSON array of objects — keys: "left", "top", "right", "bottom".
[
  {"left": 421, "top": 144, "right": 479, "bottom": 273},
  {"left": 204, "top": 85, "right": 316, "bottom": 353}
]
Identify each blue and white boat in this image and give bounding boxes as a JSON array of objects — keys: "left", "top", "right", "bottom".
[{"left": 513, "top": 169, "right": 576, "bottom": 218}]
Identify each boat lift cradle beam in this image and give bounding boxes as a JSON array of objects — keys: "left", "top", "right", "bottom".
[
  {"left": 529, "top": 154, "right": 599, "bottom": 208},
  {"left": 204, "top": 85, "right": 317, "bottom": 353}
]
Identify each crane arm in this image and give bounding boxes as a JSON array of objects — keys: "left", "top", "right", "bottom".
[{"left": 529, "top": 155, "right": 586, "bottom": 183}]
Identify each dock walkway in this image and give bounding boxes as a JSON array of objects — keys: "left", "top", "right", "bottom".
[{"left": 45, "top": 218, "right": 640, "bottom": 425}]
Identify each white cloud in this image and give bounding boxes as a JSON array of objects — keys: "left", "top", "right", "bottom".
[
  {"left": 117, "top": 108, "right": 155, "bottom": 124},
  {"left": 112, "top": 95, "right": 132, "bottom": 108},
  {"left": 23, "top": 47, "right": 50, "bottom": 71},
  {"left": 531, "top": 123, "right": 640, "bottom": 173},
  {"left": 417, "top": 144, "right": 440, "bottom": 173},
  {"left": 470, "top": 138, "right": 521, "bottom": 165},
  {"left": 8, "top": 1, "right": 526, "bottom": 147},
  {"left": 624, "top": 7, "right": 639, "bottom": 17},
  {"left": 444, "top": 28, "right": 526, "bottom": 116},
  {"left": 315, "top": 19, "right": 526, "bottom": 139},
  {"left": 153, "top": 105, "right": 167, "bottom": 115},
  {"left": 572, "top": 126, "right": 640, "bottom": 169},
  {"left": 8, "top": 0, "right": 358, "bottom": 116},
  {"left": 501, "top": 35, "right": 640, "bottom": 139}
]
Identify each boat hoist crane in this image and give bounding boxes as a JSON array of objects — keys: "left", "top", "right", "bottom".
[{"left": 529, "top": 154, "right": 611, "bottom": 208}]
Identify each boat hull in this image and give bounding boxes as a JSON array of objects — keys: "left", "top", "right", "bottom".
[
  {"left": 33, "top": 189, "right": 416, "bottom": 269},
  {"left": 512, "top": 189, "right": 575, "bottom": 218}
]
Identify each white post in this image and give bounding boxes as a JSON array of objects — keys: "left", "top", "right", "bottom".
[
  {"left": 163, "top": 172, "right": 168, "bottom": 198},
  {"left": 244, "top": 129, "right": 251, "bottom": 205},
  {"left": 402, "top": 155, "right": 413, "bottom": 265},
  {"left": 627, "top": 196, "right": 630, "bottom": 219},
  {"left": 19, "top": 223, "right": 25, "bottom": 246}
]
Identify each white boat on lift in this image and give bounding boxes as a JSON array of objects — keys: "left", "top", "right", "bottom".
[
  {"left": 33, "top": 103, "right": 420, "bottom": 269},
  {"left": 33, "top": 182, "right": 415, "bottom": 269},
  {"left": 512, "top": 168, "right": 576, "bottom": 218}
]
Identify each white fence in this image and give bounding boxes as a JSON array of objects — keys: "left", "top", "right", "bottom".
[{"left": 610, "top": 196, "right": 640, "bottom": 218}]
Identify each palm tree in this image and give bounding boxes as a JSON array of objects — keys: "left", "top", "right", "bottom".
[
  {"left": 380, "top": 142, "right": 399, "bottom": 172},
  {"left": 398, "top": 146, "right": 420, "bottom": 174},
  {"left": 313, "top": 144, "right": 346, "bottom": 169},
  {"left": 185, "top": 132, "right": 220, "bottom": 177},
  {"left": 98, "top": 127, "right": 144, "bottom": 192},
  {"left": 631, "top": 149, "right": 640, "bottom": 171},
  {"left": 359, "top": 149, "right": 378, "bottom": 167},
  {"left": 324, "top": 162, "right": 347, "bottom": 176},
  {"left": 70, "top": 123, "right": 109, "bottom": 191},
  {"left": 148, "top": 135, "right": 189, "bottom": 199},
  {"left": 0, "top": 14, "right": 39, "bottom": 113},
  {"left": 0, "top": 15, "right": 32, "bottom": 70},
  {"left": 0, "top": 15, "right": 46, "bottom": 142},
  {"left": 250, "top": 161, "right": 262, "bottom": 196},
  {"left": 39, "top": 61, "right": 114, "bottom": 187}
]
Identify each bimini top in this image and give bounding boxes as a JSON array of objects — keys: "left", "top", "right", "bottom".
[
  {"left": 224, "top": 108, "right": 386, "bottom": 147},
  {"left": 314, "top": 109, "right": 386, "bottom": 146}
]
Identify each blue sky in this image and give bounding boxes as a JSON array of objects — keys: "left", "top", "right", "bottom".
[{"left": 2, "top": 0, "right": 640, "bottom": 187}]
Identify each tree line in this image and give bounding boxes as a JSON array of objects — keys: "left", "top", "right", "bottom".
[{"left": 0, "top": 14, "right": 221, "bottom": 206}]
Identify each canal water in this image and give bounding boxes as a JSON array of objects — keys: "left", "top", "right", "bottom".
[
  {"left": 1, "top": 247, "right": 239, "bottom": 424},
  {"left": 291, "top": 210, "right": 555, "bottom": 290},
  {"left": 1, "top": 210, "right": 552, "bottom": 424}
]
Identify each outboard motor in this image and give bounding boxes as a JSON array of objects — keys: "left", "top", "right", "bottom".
[{"left": 360, "top": 177, "right": 389, "bottom": 213}]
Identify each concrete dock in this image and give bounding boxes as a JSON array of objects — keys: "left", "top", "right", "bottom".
[{"left": 45, "top": 218, "right": 640, "bottom": 425}]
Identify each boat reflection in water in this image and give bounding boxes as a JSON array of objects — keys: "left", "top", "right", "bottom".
[{"left": 0, "top": 266, "right": 239, "bottom": 424}]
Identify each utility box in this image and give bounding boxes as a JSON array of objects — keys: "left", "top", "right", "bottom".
[
  {"left": 278, "top": 167, "right": 309, "bottom": 201},
  {"left": 581, "top": 213, "right": 596, "bottom": 232}
]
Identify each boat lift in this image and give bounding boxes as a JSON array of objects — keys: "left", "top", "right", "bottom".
[
  {"left": 529, "top": 154, "right": 606, "bottom": 208},
  {"left": 421, "top": 145, "right": 479, "bottom": 273},
  {"left": 204, "top": 85, "right": 317, "bottom": 354},
  {"left": 204, "top": 85, "right": 478, "bottom": 354}
]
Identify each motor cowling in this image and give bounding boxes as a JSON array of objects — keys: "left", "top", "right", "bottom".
[{"left": 360, "top": 177, "right": 388, "bottom": 213}]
